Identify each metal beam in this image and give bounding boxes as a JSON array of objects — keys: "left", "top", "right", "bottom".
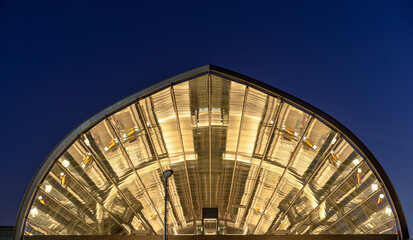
[
  {"left": 236, "top": 98, "right": 285, "bottom": 233},
  {"left": 24, "top": 234, "right": 399, "bottom": 240},
  {"left": 78, "top": 137, "right": 157, "bottom": 234},
  {"left": 135, "top": 101, "right": 184, "bottom": 226},
  {"left": 366, "top": 218, "right": 394, "bottom": 234},
  {"left": 38, "top": 188, "right": 101, "bottom": 235},
  {"left": 170, "top": 86, "right": 197, "bottom": 221},
  {"left": 320, "top": 188, "right": 382, "bottom": 234},
  {"left": 56, "top": 161, "right": 127, "bottom": 232},
  {"left": 292, "top": 160, "right": 364, "bottom": 233},
  {"left": 251, "top": 116, "right": 314, "bottom": 234},
  {"left": 105, "top": 118, "right": 165, "bottom": 224},
  {"left": 267, "top": 135, "right": 341, "bottom": 233},
  {"left": 25, "top": 218, "right": 59, "bottom": 235},
  {"left": 223, "top": 86, "right": 249, "bottom": 227}
]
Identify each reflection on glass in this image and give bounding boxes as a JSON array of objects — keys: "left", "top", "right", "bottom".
[{"left": 23, "top": 73, "right": 399, "bottom": 236}]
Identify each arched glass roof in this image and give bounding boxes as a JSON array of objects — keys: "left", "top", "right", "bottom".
[{"left": 15, "top": 65, "right": 409, "bottom": 239}]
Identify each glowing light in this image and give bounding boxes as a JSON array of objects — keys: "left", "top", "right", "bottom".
[
  {"left": 38, "top": 196, "right": 45, "bottom": 205},
  {"left": 84, "top": 138, "right": 90, "bottom": 146},
  {"left": 313, "top": 145, "right": 317, "bottom": 150},
  {"left": 30, "top": 208, "right": 38, "bottom": 217},
  {"left": 62, "top": 159, "right": 70, "bottom": 168},
  {"left": 371, "top": 183, "right": 379, "bottom": 191},
  {"left": 45, "top": 185, "right": 52, "bottom": 193},
  {"left": 358, "top": 168, "right": 362, "bottom": 173},
  {"left": 352, "top": 159, "right": 360, "bottom": 165},
  {"left": 379, "top": 194, "right": 385, "bottom": 199},
  {"left": 385, "top": 206, "right": 392, "bottom": 216},
  {"left": 104, "top": 147, "right": 109, "bottom": 151},
  {"left": 270, "top": 121, "right": 274, "bottom": 125},
  {"left": 331, "top": 138, "right": 337, "bottom": 144}
]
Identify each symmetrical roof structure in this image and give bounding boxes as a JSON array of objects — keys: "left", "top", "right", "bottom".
[{"left": 15, "top": 65, "right": 409, "bottom": 239}]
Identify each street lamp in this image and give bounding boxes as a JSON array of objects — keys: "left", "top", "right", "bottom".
[{"left": 163, "top": 170, "right": 173, "bottom": 240}]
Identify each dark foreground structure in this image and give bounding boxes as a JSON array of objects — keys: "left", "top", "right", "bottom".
[{"left": 15, "top": 65, "right": 409, "bottom": 240}]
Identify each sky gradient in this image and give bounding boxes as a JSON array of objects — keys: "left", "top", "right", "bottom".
[{"left": 1, "top": 0, "right": 413, "bottom": 236}]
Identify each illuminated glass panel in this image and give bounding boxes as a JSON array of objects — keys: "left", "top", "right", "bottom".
[{"left": 22, "top": 71, "right": 401, "bottom": 237}]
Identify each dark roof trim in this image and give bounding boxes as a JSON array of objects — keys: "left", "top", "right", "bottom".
[{"left": 14, "top": 65, "right": 409, "bottom": 240}]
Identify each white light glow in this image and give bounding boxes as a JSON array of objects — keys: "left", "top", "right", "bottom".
[
  {"left": 313, "top": 145, "right": 317, "bottom": 150},
  {"left": 331, "top": 138, "right": 337, "bottom": 144},
  {"left": 385, "top": 206, "right": 392, "bottom": 216},
  {"left": 358, "top": 168, "right": 362, "bottom": 173},
  {"left": 379, "top": 194, "right": 385, "bottom": 199},
  {"left": 38, "top": 196, "right": 42, "bottom": 200},
  {"left": 104, "top": 147, "right": 109, "bottom": 151},
  {"left": 30, "top": 208, "right": 38, "bottom": 217},
  {"left": 352, "top": 159, "right": 360, "bottom": 165},
  {"left": 62, "top": 159, "right": 70, "bottom": 168},
  {"left": 45, "top": 185, "right": 52, "bottom": 193},
  {"left": 371, "top": 183, "right": 379, "bottom": 191}
]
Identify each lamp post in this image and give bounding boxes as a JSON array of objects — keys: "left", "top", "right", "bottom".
[{"left": 163, "top": 170, "right": 173, "bottom": 240}]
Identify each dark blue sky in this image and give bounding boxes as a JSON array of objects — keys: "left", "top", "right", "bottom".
[{"left": 1, "top": 0, "right": 413, "bottom": 235}]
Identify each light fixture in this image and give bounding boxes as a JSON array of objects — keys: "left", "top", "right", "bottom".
[
  {"left": 385, "top": 206, "right": 392, "bottom": 216},
  {"left": 352, "top": 159, "right": 360, "bottom": 165},
  {"left": 30, "top": 207, "right": 38, "bottom": 218},
  {"left": 371, "top": 183, "right": 379, "bottom": 191},
  {"left": 45, "top": 185, "right": 52, "bottom": 193},
  {"left": 62, "top": 159, "right": 70, "bottom": 168},
  {"left": 38, "top": 196, "right": 45, "bottom": 205}
]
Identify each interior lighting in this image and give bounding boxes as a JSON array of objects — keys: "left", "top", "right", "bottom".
[
  {"left": 62, "top": 159, "right": 70, "bottom": 168},
  {"left": 270, "top": 121, "right": 274, "bottom": 125},
  {"left": 313, "top": 145, "right": 317, "bottom": 150},
  {"left": 352, "top": 159, "right": 360, "bottom": 165},
  {"left": 45, "top": 185, "right": 52, "bottom": 193},
  {"left": 371, "top": 183, "right": 379, "bottom": 191},
  {"left": 357, "top": 169, "right": 363, "bottom": 185},
  {"left": 377, "top": 194, "right": 385, "bottom": 204},
  {"left": 38, "top": 196, "right": 45, "bottom": 205},
  {"left": 385, "top": 206, "right": 392, "bottom": 216},
  {"left": 104, "top": 147, "right": 109, "bottom": 151},
  {"left": 60, "top": 173, "right": 66, "bottom": 188},
  {"left": 30, "top": 207, "right": 38, "bottom": 218}
]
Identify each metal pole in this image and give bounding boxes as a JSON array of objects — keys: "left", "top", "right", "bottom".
[
  {"left": 163, "top": 170, "right": 173, "bottom": 240},
  {"left": 164, "top": 177, "right": 168, "bottom": 240}
]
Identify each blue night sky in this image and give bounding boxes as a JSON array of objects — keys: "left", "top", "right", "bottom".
[{"left": 1, "top": 0, "right": 413, "bottom": 236}]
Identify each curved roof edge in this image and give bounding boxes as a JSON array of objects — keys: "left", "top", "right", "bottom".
[{"left": 14, "top": 64, "right": 409, "bottom": 240}]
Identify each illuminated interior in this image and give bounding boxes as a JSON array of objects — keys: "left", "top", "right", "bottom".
[{"left": 17, "top": 66, "right": 408, "bottom": 239}]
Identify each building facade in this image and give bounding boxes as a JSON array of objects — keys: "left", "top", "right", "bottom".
[{"left": 14, "top": 65, "right": 409, "bottom": 240}]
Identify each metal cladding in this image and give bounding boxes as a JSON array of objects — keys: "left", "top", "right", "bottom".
[{"left": 15, "top": 65, "right": 409, "bottom": 240}]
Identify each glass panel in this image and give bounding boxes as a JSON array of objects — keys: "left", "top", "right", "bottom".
[
  {"left": 243, "top": 103, "right": 310, "bottom": 232},
  {"left": 27, "top": 191, "right": 95, "bottom": 235},
  {"left": 285, "top": 138, "right": 365, "bottom": 232}
]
